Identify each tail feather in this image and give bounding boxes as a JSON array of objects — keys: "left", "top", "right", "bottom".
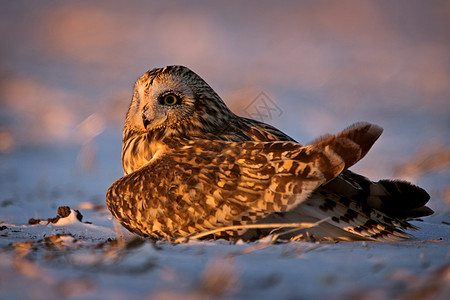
[
  {"left": 245, "top": 190, "right": 414, "bottom": 242},
  {"left": 242, "top": 169, "right": 433, "bottom": 242},
  {"left": 328, "top": 170, "right": 433, "bottom": 220},
  {"left": 239, "top": 123, "right": 433, "bottom": 242}
]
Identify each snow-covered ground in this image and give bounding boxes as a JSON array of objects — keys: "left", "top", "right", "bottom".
[
  {"left": 1, "top": 1, "right": 449, "bottom": 299},
  {"left": 0, "top": 134, "right": 449, "bottom": 300}
]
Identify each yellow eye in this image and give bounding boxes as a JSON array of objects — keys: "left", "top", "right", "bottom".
[{"left": 163, "top": 94, "right": 179, "bottom": 106}]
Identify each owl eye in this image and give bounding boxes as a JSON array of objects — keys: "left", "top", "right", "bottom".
[{"left": 161, "top": 94, "right": 180, "bottom": 106}]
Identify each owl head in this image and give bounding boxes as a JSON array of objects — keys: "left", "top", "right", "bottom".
[{"left": 125, "top": 65, "right": 234, "bottom": 137}]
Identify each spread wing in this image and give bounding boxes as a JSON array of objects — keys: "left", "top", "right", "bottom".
[{"left": 106, "top": 123, "right": 381, "bottom": 239}]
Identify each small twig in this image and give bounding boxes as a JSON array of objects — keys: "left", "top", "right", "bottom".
[
  {"left": 417, "top": 238, "right": 446, "bottom": 248},
  {"left": 269, "top": 217, "right": 331, "bottom": 242},
  {"left": 226, "top": 243, "right": 274, "bottom": 257},
  {"left": 174, "top": 218, "right": 331, "bottom": 243}
]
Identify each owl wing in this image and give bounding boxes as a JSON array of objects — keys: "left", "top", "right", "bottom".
[
  {"left": 106, "top": 122, "right": 381, "bottom": 239},
  {"left": 240, "top": 117, "right": 298, "bottom": 142}
]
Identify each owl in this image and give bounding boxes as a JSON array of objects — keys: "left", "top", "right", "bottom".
[{"left": 106, "top": 65, "right": 433, "bottom": 242}]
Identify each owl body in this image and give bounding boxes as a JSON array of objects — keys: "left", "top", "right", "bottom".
[{"left": 106, "top": 66, "right": 433, "bottom": 241}]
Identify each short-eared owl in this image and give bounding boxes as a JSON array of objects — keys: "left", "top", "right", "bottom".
[{"left": 106, "top": 65, "right": 432, "bottom": 241}]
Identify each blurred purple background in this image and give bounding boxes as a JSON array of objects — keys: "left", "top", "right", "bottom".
[{"left": 1, "top": 0, "right": 449, "bottom": 210}]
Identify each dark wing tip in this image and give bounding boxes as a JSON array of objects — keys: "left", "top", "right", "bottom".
[{"left": 377, "top": 179, "right": 433, "bottom": 219}]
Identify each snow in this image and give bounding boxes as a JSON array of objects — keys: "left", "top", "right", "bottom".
[
  {"left": 0, "top": 131, "right": 448, "bottom": 300},
  {"left": 1, "top": 1, "right": 449, "bottom": 299}
]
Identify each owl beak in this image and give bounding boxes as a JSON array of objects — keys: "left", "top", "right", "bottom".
[
  {"left": 142, "top": 114, "right": 151, "bottom": 129},
  {"left": 142, "top": 111, "right": 168, "bottom": 130}
]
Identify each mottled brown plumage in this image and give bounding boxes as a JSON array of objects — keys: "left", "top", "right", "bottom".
[{"left": 106, "top": 65, "right": 433, "bottom": 241}]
